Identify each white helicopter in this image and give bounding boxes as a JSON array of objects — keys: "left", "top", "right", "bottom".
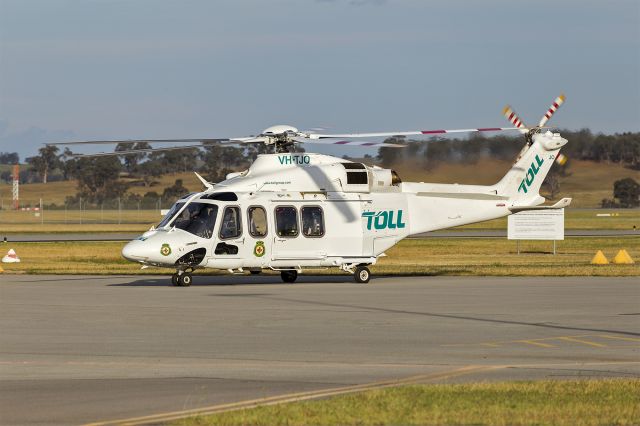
[{"left": 52, "top": 95, "right": 570, "bottom": 286}]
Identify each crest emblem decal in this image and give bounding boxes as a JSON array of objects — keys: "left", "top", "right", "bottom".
[
  {"left": 253, "top": 241, "right": 265, "bottom": 257},
  {"left": 160, "top": 244, "right": 172, "bottom": 256}
]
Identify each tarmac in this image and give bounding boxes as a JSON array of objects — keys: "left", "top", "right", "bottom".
[{"left": 0, "top": 275, "right": 638, "bottom": 425}]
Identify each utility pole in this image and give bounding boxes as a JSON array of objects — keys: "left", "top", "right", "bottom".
[{"left": 12, "top": 164, "right": 19, "bottom": 210}]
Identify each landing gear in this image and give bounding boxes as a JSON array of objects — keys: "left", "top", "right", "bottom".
[
  {"left": 172, "top": 272, "right": 192, "bottom": 287},
  {"left": 180, "top": 273, "right": 193, "bottom": 286},
  {"left": 354, "top": 266, "right": 371, "bottom": 284},
  {"left": 249, "top": 269, "right": 262, "bottom": 275},
  {"left": 280, "top": 270, "right": 298, "bottom": 283}
]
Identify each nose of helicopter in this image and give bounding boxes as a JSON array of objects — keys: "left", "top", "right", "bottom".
[{"left": 122, "top": 239, "right": 149, "bottom": 262}]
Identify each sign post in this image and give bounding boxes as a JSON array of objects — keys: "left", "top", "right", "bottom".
[{"left": 508, "top": 209, "right": 565, "bottom": 254}]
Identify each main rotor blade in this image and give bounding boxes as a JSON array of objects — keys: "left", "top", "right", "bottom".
[
  {"left": 306, "top": 127, "right": 520, "bottom": 139},
  {"left": 68, "top": 144, "right": 205, "bottom": 158},
  {"left": 293, "top": 138, "right": 405, "bottom": 148},
  {"left": 47, "top": 138, "right": 231, "bottom": 146}
]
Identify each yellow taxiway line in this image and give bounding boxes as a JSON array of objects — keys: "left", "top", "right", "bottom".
[{"left": 83, "top": 365, "right": 498, "bottom": 426}]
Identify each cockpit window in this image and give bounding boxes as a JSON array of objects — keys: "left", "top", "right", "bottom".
[
  {"left": 159, "top": 202, "right": 218, "bottom": 239},
  {"left": 158, "top": 202, "right": 185, "bottom": 228}
]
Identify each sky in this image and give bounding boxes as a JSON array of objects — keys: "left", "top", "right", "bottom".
[{"left": 0, "top": 0, "right": 639, "bottom": 160}]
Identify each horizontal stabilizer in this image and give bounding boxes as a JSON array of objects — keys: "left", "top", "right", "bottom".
[
  {"left": 509, "top": 198, "right": 572, "bottom": 213},
  {"left": 416, "top": 192, "right": 509, "bottom": 201}
]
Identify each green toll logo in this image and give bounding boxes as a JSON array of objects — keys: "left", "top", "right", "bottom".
[
  {"left": 362, "top": 210, "right": 406, "bottom": 230},
  {"left": 253, "top": 241, "right": 265, "bottom": 257},
  {"left": 518, "top": 155, "right": 544, "bottom": 194},
  {"left": 160, "top": 243, "right": 172, "bottom": 256}
]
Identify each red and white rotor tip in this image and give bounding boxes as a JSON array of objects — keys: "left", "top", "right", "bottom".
[
  {"left": 538, "top": 93, "right": 566, "bottom": 128},
  {"left": 502, "top": 105, "right": 527, "bottom": 131}
]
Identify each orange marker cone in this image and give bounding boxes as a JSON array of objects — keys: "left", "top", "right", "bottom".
[
  {"left": 590, "top": 250, "right": 609, "bottom": 265},
  {"left": 612, "top": 249, "right": 634, "bottom": 264}
]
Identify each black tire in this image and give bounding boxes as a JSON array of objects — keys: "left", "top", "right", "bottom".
[
  {"left": 179, "top": 273, "right": 193, "bottom": 287},
  {"left": 171, "top": 274, "right": 180, "bottom": 286},
  {"left": 354, "top": 266, "right": 371, "bottom": 284},
  {"left": 281, "top": 270, "right": 298, "bottom": 283},
  {"left": 250, "top": 270, "right": 261, "bottom": 275}
]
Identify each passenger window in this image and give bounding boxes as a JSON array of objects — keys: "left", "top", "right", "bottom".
[
  {"left": 301, "top": 206, "right": 324, "bottom": 237},
  {"left": 275, "top": 206, "right": 298, "bottom": 237},
  {"left": 248, "top": 206, "right": 268, "bottom": 238},
  {"left": 220, "top": 206, "right": 242, "bottom": 239}
]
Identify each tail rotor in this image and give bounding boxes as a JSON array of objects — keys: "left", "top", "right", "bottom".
[{"left": 538, "top": 93, "right": 566, "bottom": 128}]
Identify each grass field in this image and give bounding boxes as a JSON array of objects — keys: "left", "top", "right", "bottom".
[
  {"left": 393, "top": 159, "right": 639, "bottom": 208},
  {"left": 1, "top": 237, "right": 637, "bottom": 276},
  {"left": 1, "top": 159, "right": 637, "bottom": 210},
  {"left": 0, "top": 172, "right": 202, "bottom": 208},
  {"left": 174, "top": 380, "right": 640, "bottom": 426}
]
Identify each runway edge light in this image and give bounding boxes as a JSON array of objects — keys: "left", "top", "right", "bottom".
[
  {"left": 612, "top": 249, "right": 634, "bottom": 265},
  {"left": 591, "top": 250, "right": 609, "bottom": 265}
]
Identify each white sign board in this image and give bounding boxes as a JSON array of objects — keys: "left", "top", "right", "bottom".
[{"left": 508, "top": 209, "right": 565, "bottom": 240}]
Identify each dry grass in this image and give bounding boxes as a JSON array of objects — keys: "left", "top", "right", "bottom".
[
  {"left": 1, "top": 160, "right": 637, "bottom": 210},
  {"left": 393, "top": 158, "right": 639, "bottom": 208},
  {"left": 1, "top": 237, "right": 637, "bottom": 276},
  {"left": 175, "top": 380, "right": 640, "bottom": 426},
  {"left": 0, "top": 172, "right": 201, "bottom": 207}
]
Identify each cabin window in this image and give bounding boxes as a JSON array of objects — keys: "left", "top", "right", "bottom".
[
  {"left": 301, "top": 206, "right": 325, "bottom": 237},
  {"left": 248, "top": 206, "right": 268, "bottom": 238},
  {"left": 219, "top": 206, "right": 242, "bottom": 239},
  {"left": 164, "top": 202, "right": 218, "bottom": 239},
  {"left": 275, "top": 206, "right": 299, "bottom": 237}
]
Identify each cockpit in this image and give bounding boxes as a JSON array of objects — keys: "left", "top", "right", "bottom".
[
  {"left": 158, "top": 201, "right": 219, "bottom": 239},
  {"left": 157, "top": 192, "right": 242, "bottom": 240}
]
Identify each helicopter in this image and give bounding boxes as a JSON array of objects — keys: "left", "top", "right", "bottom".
[{"left": 50, "top": 95, "right": 570, "bottom": 286}]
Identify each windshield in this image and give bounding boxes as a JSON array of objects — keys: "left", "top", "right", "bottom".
[{"left": 158, "top": 202, "right": 219, "bottom": 239}]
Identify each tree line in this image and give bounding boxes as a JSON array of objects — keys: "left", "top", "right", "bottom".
[
  {"left": 0, "top": 129, "right": 638, "bottom": 208},
  {"left": 376, "top": 129, "right": 640, "bottom": 170}
]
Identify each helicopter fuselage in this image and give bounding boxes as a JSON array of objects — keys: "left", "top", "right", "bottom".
[{"left": 122, "top": 132, "right": 569, "bottom": 283}]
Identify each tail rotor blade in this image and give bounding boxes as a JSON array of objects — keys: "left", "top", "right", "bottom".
[
  {"left": 502, "top": 105, "right": 528, "bottom": 132},
  {"left": 538, "top": 93, "right": 566, "bottom": 127}
]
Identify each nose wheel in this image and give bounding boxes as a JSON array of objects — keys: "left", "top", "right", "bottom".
[{"left": 172, "top": 272, "right": 192, "bottom": 287}]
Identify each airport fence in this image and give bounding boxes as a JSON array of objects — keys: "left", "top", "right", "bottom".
[{"left": 0, "top": 197, "right": 169, "bottom": 225}]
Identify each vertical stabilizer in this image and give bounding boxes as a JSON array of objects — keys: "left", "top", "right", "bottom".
[{"left": 495, "top": 131, "right": 567, "bottom": 206}]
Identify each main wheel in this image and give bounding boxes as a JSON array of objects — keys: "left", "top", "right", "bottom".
[
  {"left": 179, "top": 273, "right": 193, "bottom": 287},
  {"left": 281, "top": 270, "right": 298, "bottom": 283},
  {"left": 354, "top": 266, "right": 371, "bottom": 284},
  {"left": 250, "top": 270, "right": 262, "bottom": 275},
  {"left": 171, "top": 274, "right": 180, "bottom": 286}
]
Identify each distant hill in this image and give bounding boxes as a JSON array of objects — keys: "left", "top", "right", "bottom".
[
  {"left": 1, "top": 159, "right": 637, "bottom": 208},
  {"left": 389, "top": 158, "right": 639, "bottom": 208}
]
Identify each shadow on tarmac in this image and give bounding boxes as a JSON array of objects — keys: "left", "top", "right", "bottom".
[
  {"left": 108, "top": 275, "right": 355, "bottom": 287},
  {"left": 247, "top": 294, "right": 640, "bottom": 338}
]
